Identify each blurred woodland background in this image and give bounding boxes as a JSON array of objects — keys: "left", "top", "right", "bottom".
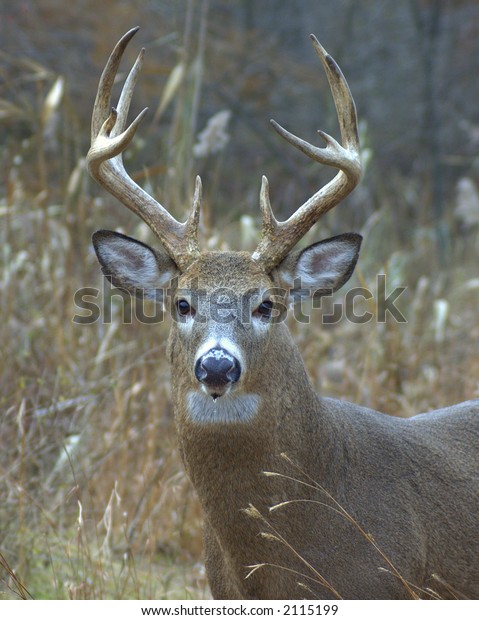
[{"left": 1, "top": 0, "right": 479, "bottom": 600}]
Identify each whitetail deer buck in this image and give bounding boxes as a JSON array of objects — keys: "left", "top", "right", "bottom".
[{"left": 88, "top": 28, "right": 479, "bottom": 599}]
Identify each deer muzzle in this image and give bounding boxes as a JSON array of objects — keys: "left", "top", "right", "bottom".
[{"left": 194, "top": 347, "right": 241, "bottom": 398}]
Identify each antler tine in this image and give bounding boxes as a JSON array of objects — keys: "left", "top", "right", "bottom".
[
  {"left": 91, "top": 27, "right": 139, "bottom": 139},
  {"left": 310, "top": 35, "right": 359, "bottom": 151},
  {"left": 112, "top": 44, "right": 145, "bottom": 139},
  {"left": 87, "top": 29, "right": 201, "bottom": 270},
  {"left": 252, "top": 35, "right": 361, "bottom": 272}
]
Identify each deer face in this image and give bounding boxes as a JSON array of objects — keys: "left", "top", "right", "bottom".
[
  {"left": 89, "top": 28, "right": 362, "bottom": 421},
  {"left": 171, "top": 252, "right": 280, "bottom": 399},
  {"left": 93, "top": 230, "right": 361, "bottom": 403}
]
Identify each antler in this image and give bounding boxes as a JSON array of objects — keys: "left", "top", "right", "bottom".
[
  {"left": 87, "top": 27, "right": 201, "bottom": 270},
  {"left": 252, "top": 35, "right": 362, "bottom": 272}
]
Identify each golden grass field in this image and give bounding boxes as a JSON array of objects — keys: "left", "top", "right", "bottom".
[{"left": 1, "top": 2, "right": 479, "bottom": 600}]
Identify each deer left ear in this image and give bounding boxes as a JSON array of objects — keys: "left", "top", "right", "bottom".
[
  {"left": 273, "top": 233, "right": 362, "bottom": 300},
  {"left": 92, "top": 230, "right": 180, "bottom": 303}
]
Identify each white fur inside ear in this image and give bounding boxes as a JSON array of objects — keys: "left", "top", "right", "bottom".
[
  {"left": 100, "top": 238, "right": 163, "bottom": 284},
  {"left": 94, "top": 234, "right": 178, "bottom": 300},
  {"left": 295, "top": 240, "right": 357, "bottom": 289},
  {"left": 274, "top": 236, "right": 360, "bottom": 300}
]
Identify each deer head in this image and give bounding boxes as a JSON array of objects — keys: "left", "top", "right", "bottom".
[{"left": 88, "top": 28, "right": 361, "bottom": 409}]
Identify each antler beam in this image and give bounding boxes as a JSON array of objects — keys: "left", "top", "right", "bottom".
[
  {"left": 87, "top": 28, "right": 201, "bottom": 270},
  {"left": 252, "top": 35, "right": 362, "bottom": 272}
]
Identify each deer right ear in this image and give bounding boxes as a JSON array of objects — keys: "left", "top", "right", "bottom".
[
  {"left": 273, "top": 233, "right": 362, "bottom": 301},
  {"left": 92, "top": 230, "right": 180, "bottom": 302}
]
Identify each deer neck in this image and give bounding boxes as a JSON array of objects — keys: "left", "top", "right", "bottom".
[{"left": 171, "top": 324, "right": 321, "bottom": 513}]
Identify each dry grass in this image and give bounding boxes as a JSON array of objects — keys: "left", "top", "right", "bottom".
[
  {"left": 1, "top": 14, "right": 478, "bottom": 600},
  {"left": 246, "top": 454, "right": 467, "bottom": 600}
]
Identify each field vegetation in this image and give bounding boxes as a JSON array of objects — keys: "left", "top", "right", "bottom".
[{"left": 1, "top": 0, "right": 478, "bottom": 599}]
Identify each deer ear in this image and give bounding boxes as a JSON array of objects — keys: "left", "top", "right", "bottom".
[
  {"left": 92, "top": 230, "right": 180, "bottom": 302},
  {"left": 273, "top": 233, "right": 362, "bottom": 300}
]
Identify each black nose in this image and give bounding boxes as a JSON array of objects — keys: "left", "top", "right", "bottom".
[{"left": 195, "top": 347, "right": 241, "bottom": 389}]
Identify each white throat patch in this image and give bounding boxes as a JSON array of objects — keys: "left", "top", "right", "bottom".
[{"left": 187, "top": 391, "right": 260, "bottom": 424}]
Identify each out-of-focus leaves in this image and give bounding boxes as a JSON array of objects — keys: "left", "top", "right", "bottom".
[
  {"left": 154, "top": 61, "right": 186, "bottom": 123},
  {"left": 41, "top": 75, "right": 64, "bottom": 128},
  {"left": 0, "top": 98, "right": 29, "bottom": 122}
]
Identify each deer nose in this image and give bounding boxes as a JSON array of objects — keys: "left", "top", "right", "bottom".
[{"left": 195, "top": 347, "right": 241, "bottom": 393}]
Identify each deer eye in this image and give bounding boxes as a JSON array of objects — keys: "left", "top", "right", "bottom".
[
  {"left": 253, "top": 299, "right": 273, "bottom": 319},
  {"left": 176, "top": 299, "right": 195, "bottom": 317}
]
